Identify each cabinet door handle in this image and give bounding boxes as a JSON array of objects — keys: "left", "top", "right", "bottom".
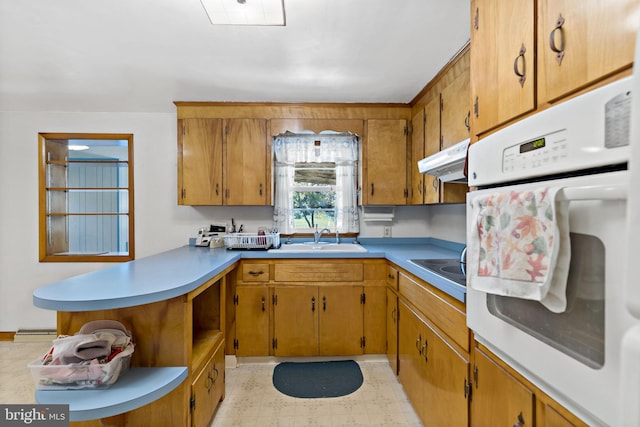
[
  {"left": 311, "top": 296, "right": 316, "bottom": 312},
  {"left": 259, "top": 183, "right": 263, "bottom": 196},
  {"left": 464, "top": 111, "right": 471, "bottom": 132},
  {"left": 323, "top": 295, "right": 327, "bottom": 311},
  {"left": 513, "top": 44, "right": 527, "bottom": 87},
  {"left": 474, "top": 364, "right": 479, "bottom": 389},
  {"left": 391, "top": 307, "right": 396, "bottom": 323},
  {"left": 215, "top": 183, "right": 219, "bottom": 196},
  {"left": 371, "top": 183, "right": 374, "bottom": 196},
  {"left": 261, "top": 296, "right": 265, "bottom": 312},
  {"left": 432, "top": 177, "right": 439, "bottom": 191},
  {"left": 206, "top": 371, "right": 214, "bottom": 394},
  {"left": 248, "top": 270, "right": 264, "bottom": 276},
  {"left": 423, "top": 340, "right": 428, "bottom": 362},
  {"left": 416, "top": 334, "right": 422, "bottom": 352},
  {"left": 212, "top": 365, "right": 219, "bottom": 383},
  {"left": 549, "top": 14, "right": 565, "bottom": 65},
  {"left": 473, "top": 7, "right": 479, "bottom": 30},
  {"left": 513, "top": 412, "right": 525, "bottom": 427}
]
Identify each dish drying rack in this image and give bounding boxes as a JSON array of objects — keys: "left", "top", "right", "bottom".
[{"left": 223, "top": 233, "right": 280, "bottom": 250}]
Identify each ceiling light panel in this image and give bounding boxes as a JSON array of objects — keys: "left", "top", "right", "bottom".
[{"left": 200, "top": 0, "right": 285, "bottom": 26}]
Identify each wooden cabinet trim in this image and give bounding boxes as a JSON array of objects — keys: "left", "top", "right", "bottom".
[
  {"left": 274, "top": 262, "right": 364, "bottom": 282},
  {"left": 175, "top": 103, "right": 410, "bottom": 121},
  {"left": 386, "top": 264, "right": 399, "bottom": 290},
  {"left": 398, "top": 271, "right": 469, "bottom": 352}
]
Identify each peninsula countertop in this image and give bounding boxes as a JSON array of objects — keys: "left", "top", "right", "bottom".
[{"left": 33, "top": 237, "right": 467, "bottom": 312}]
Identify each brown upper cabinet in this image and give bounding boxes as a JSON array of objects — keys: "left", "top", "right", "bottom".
[
  {"left": 409, "top": 107, "right": 429, "bottom": 205},
  {"left": 224, "top": 118, "right": 269, "bottom": 205},
  {"left": 471, "top": 0, "right": 639, "bottom": 137},
  {"left": 440, "top": 69, "right": 471, "bottom": 149},
  {"left": 537, "top": 0, "right": 639, "bottom": 105},
  {"left": 410, "top": 47, "right": 470, "bottom": 205},
  {"left": 175, "top": 103, "right": 411, "bottom": 207},
  {"left": 178, "top": 118, "right": 223, "bottom": 205},
  {"left": 363, "top": 119, "right": 409, "bottom": 205},
  {"left": 178, "top": 118, "right": 269, "bottom": 205},
  {"left": 470, "top": 0, "right": 536, "bottom": 137}
]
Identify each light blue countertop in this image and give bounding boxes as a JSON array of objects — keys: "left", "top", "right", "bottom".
[
  {"left": 32, "top": 237, "right": 465, "bottom": 421},
  {"left": 33, "top": 237, "right": 467, "bottom": 312}
]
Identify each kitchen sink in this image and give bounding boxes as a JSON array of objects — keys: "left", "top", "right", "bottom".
[
  {"left": 410, "top": 258, "right": 466, "bottom": 286},
  {"left": 268, "top": 242, "right": 368, "bottom": 253}
]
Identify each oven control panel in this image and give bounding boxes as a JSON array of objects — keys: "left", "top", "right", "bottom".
[
  {"left": 502, "top": 129, "right": 568, "bottom": 173},
  {"left": 468, "top": 76, "right": 631, "bottom": 187}
]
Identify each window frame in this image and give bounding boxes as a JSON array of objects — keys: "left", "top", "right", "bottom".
[{"left": 38, "top": 133, "right": 135, "bottom": 262}]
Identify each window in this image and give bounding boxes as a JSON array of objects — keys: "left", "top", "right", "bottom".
[
  {"left": 38, "top": 133, "right": 134, "bottom": 262},
  {"left": 292, "top": 161, "right": 337, "bottom": 230},
  {"left": 273, "top": 131, "right": 359, "bottom": 235}
]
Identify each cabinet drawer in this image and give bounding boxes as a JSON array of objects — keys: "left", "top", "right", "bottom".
[
  {"left": 274, "top": 262, "right": 363, "bottom": 282},
  {"left": 241, "top": 263, "right": 270, "bottom": 282},
  {"left": 399, "top": 273, "right": 468, "bottom": 352}
]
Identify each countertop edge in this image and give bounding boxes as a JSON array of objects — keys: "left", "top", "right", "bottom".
[
  {"left": 33, "top": 238, "right": 467, "bottom": 311},
  {"left": 35, "top": 367, "right": 188, "bottom": 421}
]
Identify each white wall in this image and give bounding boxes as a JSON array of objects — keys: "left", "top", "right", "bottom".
[{"left": 0, "top": 110, "right": 465, "bottom": 331}]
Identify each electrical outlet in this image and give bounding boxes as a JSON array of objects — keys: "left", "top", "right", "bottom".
[{"left": 383, "top": 226, "right": 392, "bottom": 238}]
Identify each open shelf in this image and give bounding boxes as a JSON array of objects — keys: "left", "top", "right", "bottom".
[
  {"left": 192, "top": 330, "right": 223, "bottom": 372},
  {"left": 35, "top": 367, "right": 187, "bottom": 422},
  {"left": 191, "top": 278, "right": 223, "bottom": 371}
]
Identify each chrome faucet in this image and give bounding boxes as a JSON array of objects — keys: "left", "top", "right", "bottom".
[{"left": 314, "top": 225, "right": 331, "bottom": 244}]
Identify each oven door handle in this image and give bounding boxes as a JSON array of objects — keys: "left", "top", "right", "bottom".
[{"left": 558, "top": 184, "right": 627, "bottom": 201}]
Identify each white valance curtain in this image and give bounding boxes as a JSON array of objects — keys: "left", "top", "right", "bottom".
[{"left": 273, "top": 131, "right": 360, "bottom": 235}]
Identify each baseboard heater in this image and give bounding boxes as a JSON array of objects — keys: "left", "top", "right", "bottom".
[{"left": 14, "top": 329, "right": 57, "bottom": 342}]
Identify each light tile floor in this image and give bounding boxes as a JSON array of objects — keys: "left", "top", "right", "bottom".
[
  {"left": 211, "top": 359, "right": 422, "bottom": 427},
  {"left": 0, "top": 341, "right": 51, "bottom": 404},
  {"left": 0, "top": 342, "right": 422, "bottom": 427}
]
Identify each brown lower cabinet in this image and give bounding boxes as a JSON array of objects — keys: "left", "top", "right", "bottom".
[
  {"left": 230, "top": 259, "right": 589, "bottom": 427},
  {"left": 272, "top": 285, "right": 364, "bottom": 356},
  {"left": 470, "top": 343, "right": 589, "bottom": 427},
  {"left": 393, "top": 267, "right": 589, "bottom": 427},
  {"left": 231, "top": 259, "right": 387, "bottom": 358},
  {"left": 470, "top": 345, "right": 534, "bottom": 427},
  {"left": 191, "top": 339, "right": 225, "bottom": 427},
  {"left": 398, "top": 300, "right": 469, "bottom": 427},
  {"left": 234, "top": 285, "right": 270, "bottom": 357},
  {"left": 386, "top": 286, "right": 399, "bottom": 373}
]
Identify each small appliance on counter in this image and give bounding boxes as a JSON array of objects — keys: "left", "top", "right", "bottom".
[{"left": 194, "top": 224, "right": 226, "bottom": 247}]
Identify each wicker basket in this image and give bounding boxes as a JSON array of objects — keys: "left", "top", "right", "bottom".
[{"left": 223, "top": 233, "right": 280, "bottom": 250}]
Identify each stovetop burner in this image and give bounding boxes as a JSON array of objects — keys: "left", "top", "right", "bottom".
[{"left": 410, "top": 259, "right": 466, "bottom": 286}]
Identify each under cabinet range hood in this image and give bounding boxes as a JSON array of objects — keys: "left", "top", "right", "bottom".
[{"left": 417, "top": 138, "right": 470, "bottom": 183}]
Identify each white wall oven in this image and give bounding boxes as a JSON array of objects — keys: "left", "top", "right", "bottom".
[{"left": 466, "top": 77, "right": 635, "bottom": 426}]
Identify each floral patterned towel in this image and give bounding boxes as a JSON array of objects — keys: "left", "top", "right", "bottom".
[{"left": 467, "top": 186, "right": 571, "bottom": 313}]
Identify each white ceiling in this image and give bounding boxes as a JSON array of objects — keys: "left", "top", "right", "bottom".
[{"left": 0, "top": 0, "right": 470, "bottom": 113}]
